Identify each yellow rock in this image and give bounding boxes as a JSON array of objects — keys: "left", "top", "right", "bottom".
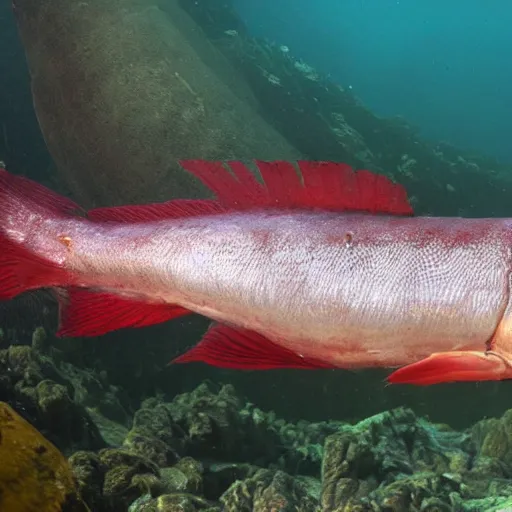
[{"left": 0, "top": 401, "right": 89, "bottom": 512}]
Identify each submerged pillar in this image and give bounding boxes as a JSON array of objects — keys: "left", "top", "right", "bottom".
[{"left": 12, "top": 0, "right": 300, "bottom": 206}]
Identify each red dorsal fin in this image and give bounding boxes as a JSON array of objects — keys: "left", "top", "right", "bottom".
[
  {"left": 87, "top": 161, "right": 412, "bottom": 223},
  {"left": 179, "top": 160, "right": 413, "bottom": 216},
  {"left": 88, "top": 199, "right": 224, "bottom": 223},
  {"left": 171, "top": 323, "right": 334, "bottom": 370},
  {"left": 56, "top": 288, "right": 191, "bottom": 337}
]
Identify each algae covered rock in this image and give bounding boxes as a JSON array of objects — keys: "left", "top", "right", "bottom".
[
  {"left": 220, "top": 468, "right": 318, "bottom": 511},
  {"left": 172, "top": 457, "right": 204, "bottom": 494},
  {"left": 129, "top": 492, "right": 219, "bottom": 511},
  {"left": 69, "top": 447, "right": 164, "bottom": 510},
  {"left": 126, "top": 383, "right": 282, "bottom": 466},
  {"left": 239, "top": 403, "right": 343, "bottom": 475},
  {"left": 472, "top": 409, "right": 512, "bottom": 466},
  {"left": 364, "top": 472, "right": 459, "bottom": 511},
  {"left": 0, "top": 401, "right": 88, "bottom": 512},
  {"left": 68, "top": 451, "right": 106, "bottom": 512},
  {"left": 101, "top": 448, "right": 160, "bottom": 503},
  {"left": 0, "top": 332, "right": 131, "bottom": 453},
  {"left": 320, "top": 408, "right": 470, "bottom": 510},
  {"left": 201, "top": 461, "right": 261, "bottom": 502},
  {"left": 36, "top": 379, "right": 94, "bottom": 447}
]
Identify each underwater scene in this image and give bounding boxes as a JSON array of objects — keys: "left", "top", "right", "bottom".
[{"left": 1, "top": 0, "right": 512, "bottom": 510}]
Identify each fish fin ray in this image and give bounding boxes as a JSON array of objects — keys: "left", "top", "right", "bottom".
[
  {"left": 179, "top": 160, "right": 413, "bottom": 215},
  {"left": 0, "top": 168, "right": 83, "bottom": 216},
  {"left": 88, "top": 199, "right": 225, "bottom": 223},
  {"left": 178, "top": 160, "right": 267, "bottom": 209},
  {"left": 57, "top": 287, "right": 191, "bottom": 337},
  {"left": 0, "top": 237, "right": 67, "bottom": 299},
  {"left": 0, "top": 169, "right": 75, "bottom": 299},
  {"left": 387, "top": 350, "right": 510, "bottom": 385},
  {"left": 171, "top": 323, "right": 334, "bottom": 370}
]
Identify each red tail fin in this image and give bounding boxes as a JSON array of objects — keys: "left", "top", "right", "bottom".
[{"left": 0, "top": 169, "right": 80, "bottom": 299}]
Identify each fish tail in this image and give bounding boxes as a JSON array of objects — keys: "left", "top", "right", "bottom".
[{"left": 0, "top": 168, "right": 82, "bottom": 300}]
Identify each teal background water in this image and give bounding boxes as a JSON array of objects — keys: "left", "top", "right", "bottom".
[{"left": 235, "top": 0, "right": 512, "bottom": 163}]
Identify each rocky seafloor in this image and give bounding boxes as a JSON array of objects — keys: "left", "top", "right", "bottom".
[{"left": 1, "top": 327, "right": 512, "bottom": 512}]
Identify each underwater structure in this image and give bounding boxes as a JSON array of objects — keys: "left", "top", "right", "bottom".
[{"left": 12, "top": 0, "right": 300, "bottom": 207}]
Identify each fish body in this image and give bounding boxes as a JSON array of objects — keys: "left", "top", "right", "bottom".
[{"left": 2, "top": 160, "right": 512, "bottom": 385}]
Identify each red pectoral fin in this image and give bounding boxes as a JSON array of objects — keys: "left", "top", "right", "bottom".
[
  {"left": 171, "top": 323, "right": 334, "bottom": 370},
  {"left": 56, "top": 288, "right": 191, "bottom": 337},
  {"left": 387, "top": 351, "right": 512, "bottom": 386}
]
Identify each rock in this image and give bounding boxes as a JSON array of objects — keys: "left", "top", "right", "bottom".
[
  {"left": 0, "top": 331, "right": 135, "bottom": 453},
  {"left": 173, "top": 457, "right": 204, "bottom": 494},
  {"left": 125, "top": 383, "right": 282, "bottom": 466},
  {"left": 159, "top": 468, "right": 190, "bottom": 494},
  {"left": 68, "top": 451, "right": 105, "bottom": 512},
  {"left": 364, "top": 472, "right": 458, "bottom": 511},
  {"left": 36, "top": 380, "right": 92, "bottom": 447},
  {"left": 0, "top": 342, "right": 105, "bottom": 453},
  {"left": 0, "top": 401, "right": 88, "bottom": 512},
  {"left": 128, "top": 492, "right": 219, "bottom": 511},
  {"left": 202, "top": 461, "right": 261, "bottom": 501},
  {"left": 220, "top": 468, "right": 318, "bottom": 511},
  {"left": 70, "top": 447, "right": 162, "bottom": 510},
  {"left": 473, "top": 410, "right": 512, "bottom": 467},
  {"left": 320, "top": 408, "right": 471, "bottom": 510}
]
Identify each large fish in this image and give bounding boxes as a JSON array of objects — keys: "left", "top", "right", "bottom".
[{"left": 1, "top": 160, "right": 511, "bottom": 386}]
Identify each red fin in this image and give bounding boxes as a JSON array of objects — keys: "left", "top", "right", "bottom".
[
  {"left": 0, "top": 237, "right": 68, "bottom": 299},
  {"left": 179, "top": 160, "right": 413, "bottom": 215},
  {"left": 88, "top": 199, "right": 224, "bottom": 223},
  {"left": 171, "top": 323, "right": 334, "bottom": 370},
  {"left": 57, "top": 288, "right": 191, "bottom": 337},
  {"left": 387, "top": 351, "right": 511, "bottom": 385},
  {"left": 0, "top": 169, "right": 77, "bottom": 299},
  {"left": 0, "top": 168, "right": 82, "bottom": 216}
]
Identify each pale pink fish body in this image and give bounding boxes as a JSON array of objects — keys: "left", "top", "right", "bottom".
[
  {"left": 12, "top": 209, "right": 512, "bottom": 366},
  {"left": 2, "top": 159, "right": 512, "bottom": 385}
]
